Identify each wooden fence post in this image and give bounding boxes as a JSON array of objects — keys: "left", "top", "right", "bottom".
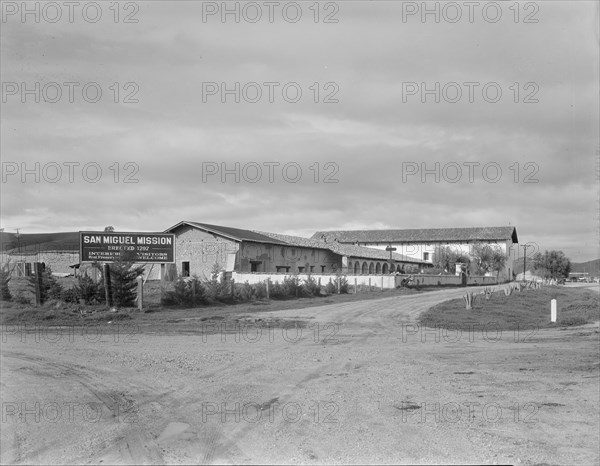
[
  {"left": 354, "top": 277, "right": 357, "bottom": 294},
  {"left": 337, "top": 277, "right": 340, "bottom": 294},
  {"left": 34, "top": 262, "right": 43, "bottom": 306},
  {"left": 266, "top": 279, "right": 270, "bottom": 299},
  {"left": 103, "top": 263, "right": 113, "bottom": 308},
  {"left": 137, "top": 276, "right": 143, "bottom": 311}
]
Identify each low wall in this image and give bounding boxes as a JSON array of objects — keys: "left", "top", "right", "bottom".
[
  {"left": 231, "top": 273, "right": 499, "bottom": 289},
  {"left": 232, "top": 272, "right": 397, "bottom": 289},
  {"left": 407, "top": 274, "right": 500, "bottom": 287}
]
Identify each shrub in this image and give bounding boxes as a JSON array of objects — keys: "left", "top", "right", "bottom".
[
  {"left": 303, "top": 275, "right": 322, "bottom": 297},
  {"left": 0, "top": 263, "right": 11, "bottom": 301},
  {"left": 269, "top": 281, "right": 287, "bottom": 299},
  {"left": 233, "top": 281, "right": 254, "bottom": 302},
  {"left": 339, "top": 276, "right": 349, "bottom": 294},
  {"left": 282, "top": 275, "right": 304, "bottom": 297},
  {"left": 205, "top": 263, "right": 230, "bottom": 301},
  {"left": 14, "top": 293, "right": 31, "bottom": 305},
  {"left": 325, "top": 276, "right": 349, "bottom": 294},
  {"left": 162, "top": 275, "right": 207, "bottom": 307},
  {"left": 325, "top": 279, "right": 337, "bottom": 295},
  {"left": 253, "top": 281, "right": 268, "bottom": 300},
  {"left": 72, "top": 275, "right": 104, "bottom": 304},
  {"left": 61, "top": 287, "right": 79, "bottom": 304}
]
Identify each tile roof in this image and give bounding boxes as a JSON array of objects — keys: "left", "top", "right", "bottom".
[
  {"left": 311, "top": 226, "right": 518, "bottom": 244},
  {"left": 254, "top": 231, "right": 427, "bottom": 264},
  {"left": 166, "top": 221, "right": 288, "bottom": 245}
]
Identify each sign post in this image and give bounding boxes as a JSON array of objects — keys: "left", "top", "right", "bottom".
[
  {"left": 103, "top": 264, "right": 113, "bottom": 308},
  {"left": 34, "top": 262, "right": 43, "bottom": 306},
  {"left": 551, "top": 299, "right": 557, "bottom": 322},
  {"left": 137, "top": 276, "right": 143, "bottom": 311}
]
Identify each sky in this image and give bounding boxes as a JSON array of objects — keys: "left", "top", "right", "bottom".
[{"left": 1, "top": 0, "right": 599, "bottom": 262}]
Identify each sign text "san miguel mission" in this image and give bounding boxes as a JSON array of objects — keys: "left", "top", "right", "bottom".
[{"left": 80, "top": 232, "right": 175, "bottom": 263}]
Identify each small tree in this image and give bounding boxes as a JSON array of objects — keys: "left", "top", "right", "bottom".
[
  {"left": 205, "top": 262, "right": 229, "bottom": 301},
  {"left": 471, "top": 243, "right": 505, "bottom": 276},
  {"left": 433, "top": 246, "right": 470, "bottom": 273},
  {"left": 109, "top": 253, "right": 145, "bottom": 308},
  {"left": 0, "top": 263, "right": 12, "bottom": 301},
  {"left": 532, "top": 250, "right": 571, "bottom": 279}
]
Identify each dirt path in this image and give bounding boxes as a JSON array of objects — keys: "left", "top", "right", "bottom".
[{"left": 1, "top": 287, "right": 598, "bottom": 465}]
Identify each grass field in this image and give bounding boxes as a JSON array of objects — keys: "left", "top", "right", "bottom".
[{"left": 419, "top": 285, "right": 599, "bottom": 330}]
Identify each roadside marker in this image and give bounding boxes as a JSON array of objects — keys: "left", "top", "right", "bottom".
[{"left": 551, "top": 299, "right": 557, "bottom": 322}]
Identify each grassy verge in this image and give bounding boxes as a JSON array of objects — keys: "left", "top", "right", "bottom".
[
  {"left": 419, "top": 286, "right": 599, "bottom": 331},
  {"left": 0, "top": 285, "right": 428, "bottom": 327}
]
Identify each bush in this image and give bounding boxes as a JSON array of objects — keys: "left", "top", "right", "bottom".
[
  {"left": 283, "top": 275, "right": 305, "bottom": 297},
  {"left": 325, "top": 280, "right": 337, "bottom": 295},
  {"left": 162, "top": 275, "right": 207, "bottom": 307},
  {"left": 269, "top": 281, "right": 287, "bottom": 299},
  {"left": 253, "top": 281, "right": 268, "bottom": 300},
  {"left": 72, "top": 275, "right": 104, "bottom": 305},
  {"left": 325, "top": 276, "right": 349, "bottom": 295},
  {"left": 205, "top": 263, "right": 230, "bottom": 301},
  {"left": 339, "top": 276, "right": 349, "bottom": 294},
  {"left": 14, "top": 293, "right": 31, "bottom": 305},
  {"left": 233, "top": 281, "right": 254, "bottom": 302},
  {"left": 0, "top": 263, "right": 11, "bottom": 301},
  {"left": 303, "top": 275, "right": 322, "bottom": 297},
  {"left": 61, "top": 287, "right": 79, "bottom": 304}
]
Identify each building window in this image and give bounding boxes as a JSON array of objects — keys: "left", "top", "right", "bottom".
[
  {"left": 250, "top": 261, "right": 262, "bottom": 272},
  {"left": 298, "top": 266, "right": 305, "bottom": 273},
  {"left": 321, "top": 265, "right": 326, "bottom": 273},
  {"left": 310, "top": 266, "right": 315, "bottom": 273},
  {"left": 276, "top": 266, "right": 290, "bottom": 273},
  {"left": 423, "top": 252, "right": 430, "bottom": 261},
  {"left": 182, "top": 261, "right": 190, "bottom": 277}
]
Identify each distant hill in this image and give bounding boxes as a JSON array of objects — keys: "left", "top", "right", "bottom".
[
  {"left": 571, "top": 259, "right": 600, "bottom": 275},
  {"left": 0, "top": 231, "right": 79, "bottom": 253}
]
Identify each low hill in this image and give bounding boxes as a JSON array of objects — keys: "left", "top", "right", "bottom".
[
  {"left": 0, "top": 231, "right": 79, "bottom": 253},
  {"left": 571, "top": 259, "right": 600, "bottom": 275}
]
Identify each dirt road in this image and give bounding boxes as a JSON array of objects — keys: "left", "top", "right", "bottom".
[{"left": 1, "top": 287, "right": 598, "bottom": 464}]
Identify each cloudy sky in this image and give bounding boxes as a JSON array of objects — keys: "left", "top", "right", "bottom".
[{"left": 1, "top": 1, "right": 598, "bottom": 261}]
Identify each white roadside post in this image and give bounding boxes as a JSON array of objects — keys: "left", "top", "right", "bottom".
[{"left": 551, "top": 299, "right": 557, "bottom": 322}]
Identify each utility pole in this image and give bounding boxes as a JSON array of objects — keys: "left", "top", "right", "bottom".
[{"left": 521, "top": 244, "right": 529, "bottom": 281}]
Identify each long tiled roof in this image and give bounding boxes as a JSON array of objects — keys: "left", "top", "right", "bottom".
[
  {"left": 311, "top": 226, "right": 518, "bottom": 244},
  {"left": 254, "top": 231, "right": 427, "bottom": 264},
  {"left": 166, "top": 221, "right": 288, "bottom": 245},
  {"left": 166, "top": 222, "right": 426, "bottom": 263}
]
